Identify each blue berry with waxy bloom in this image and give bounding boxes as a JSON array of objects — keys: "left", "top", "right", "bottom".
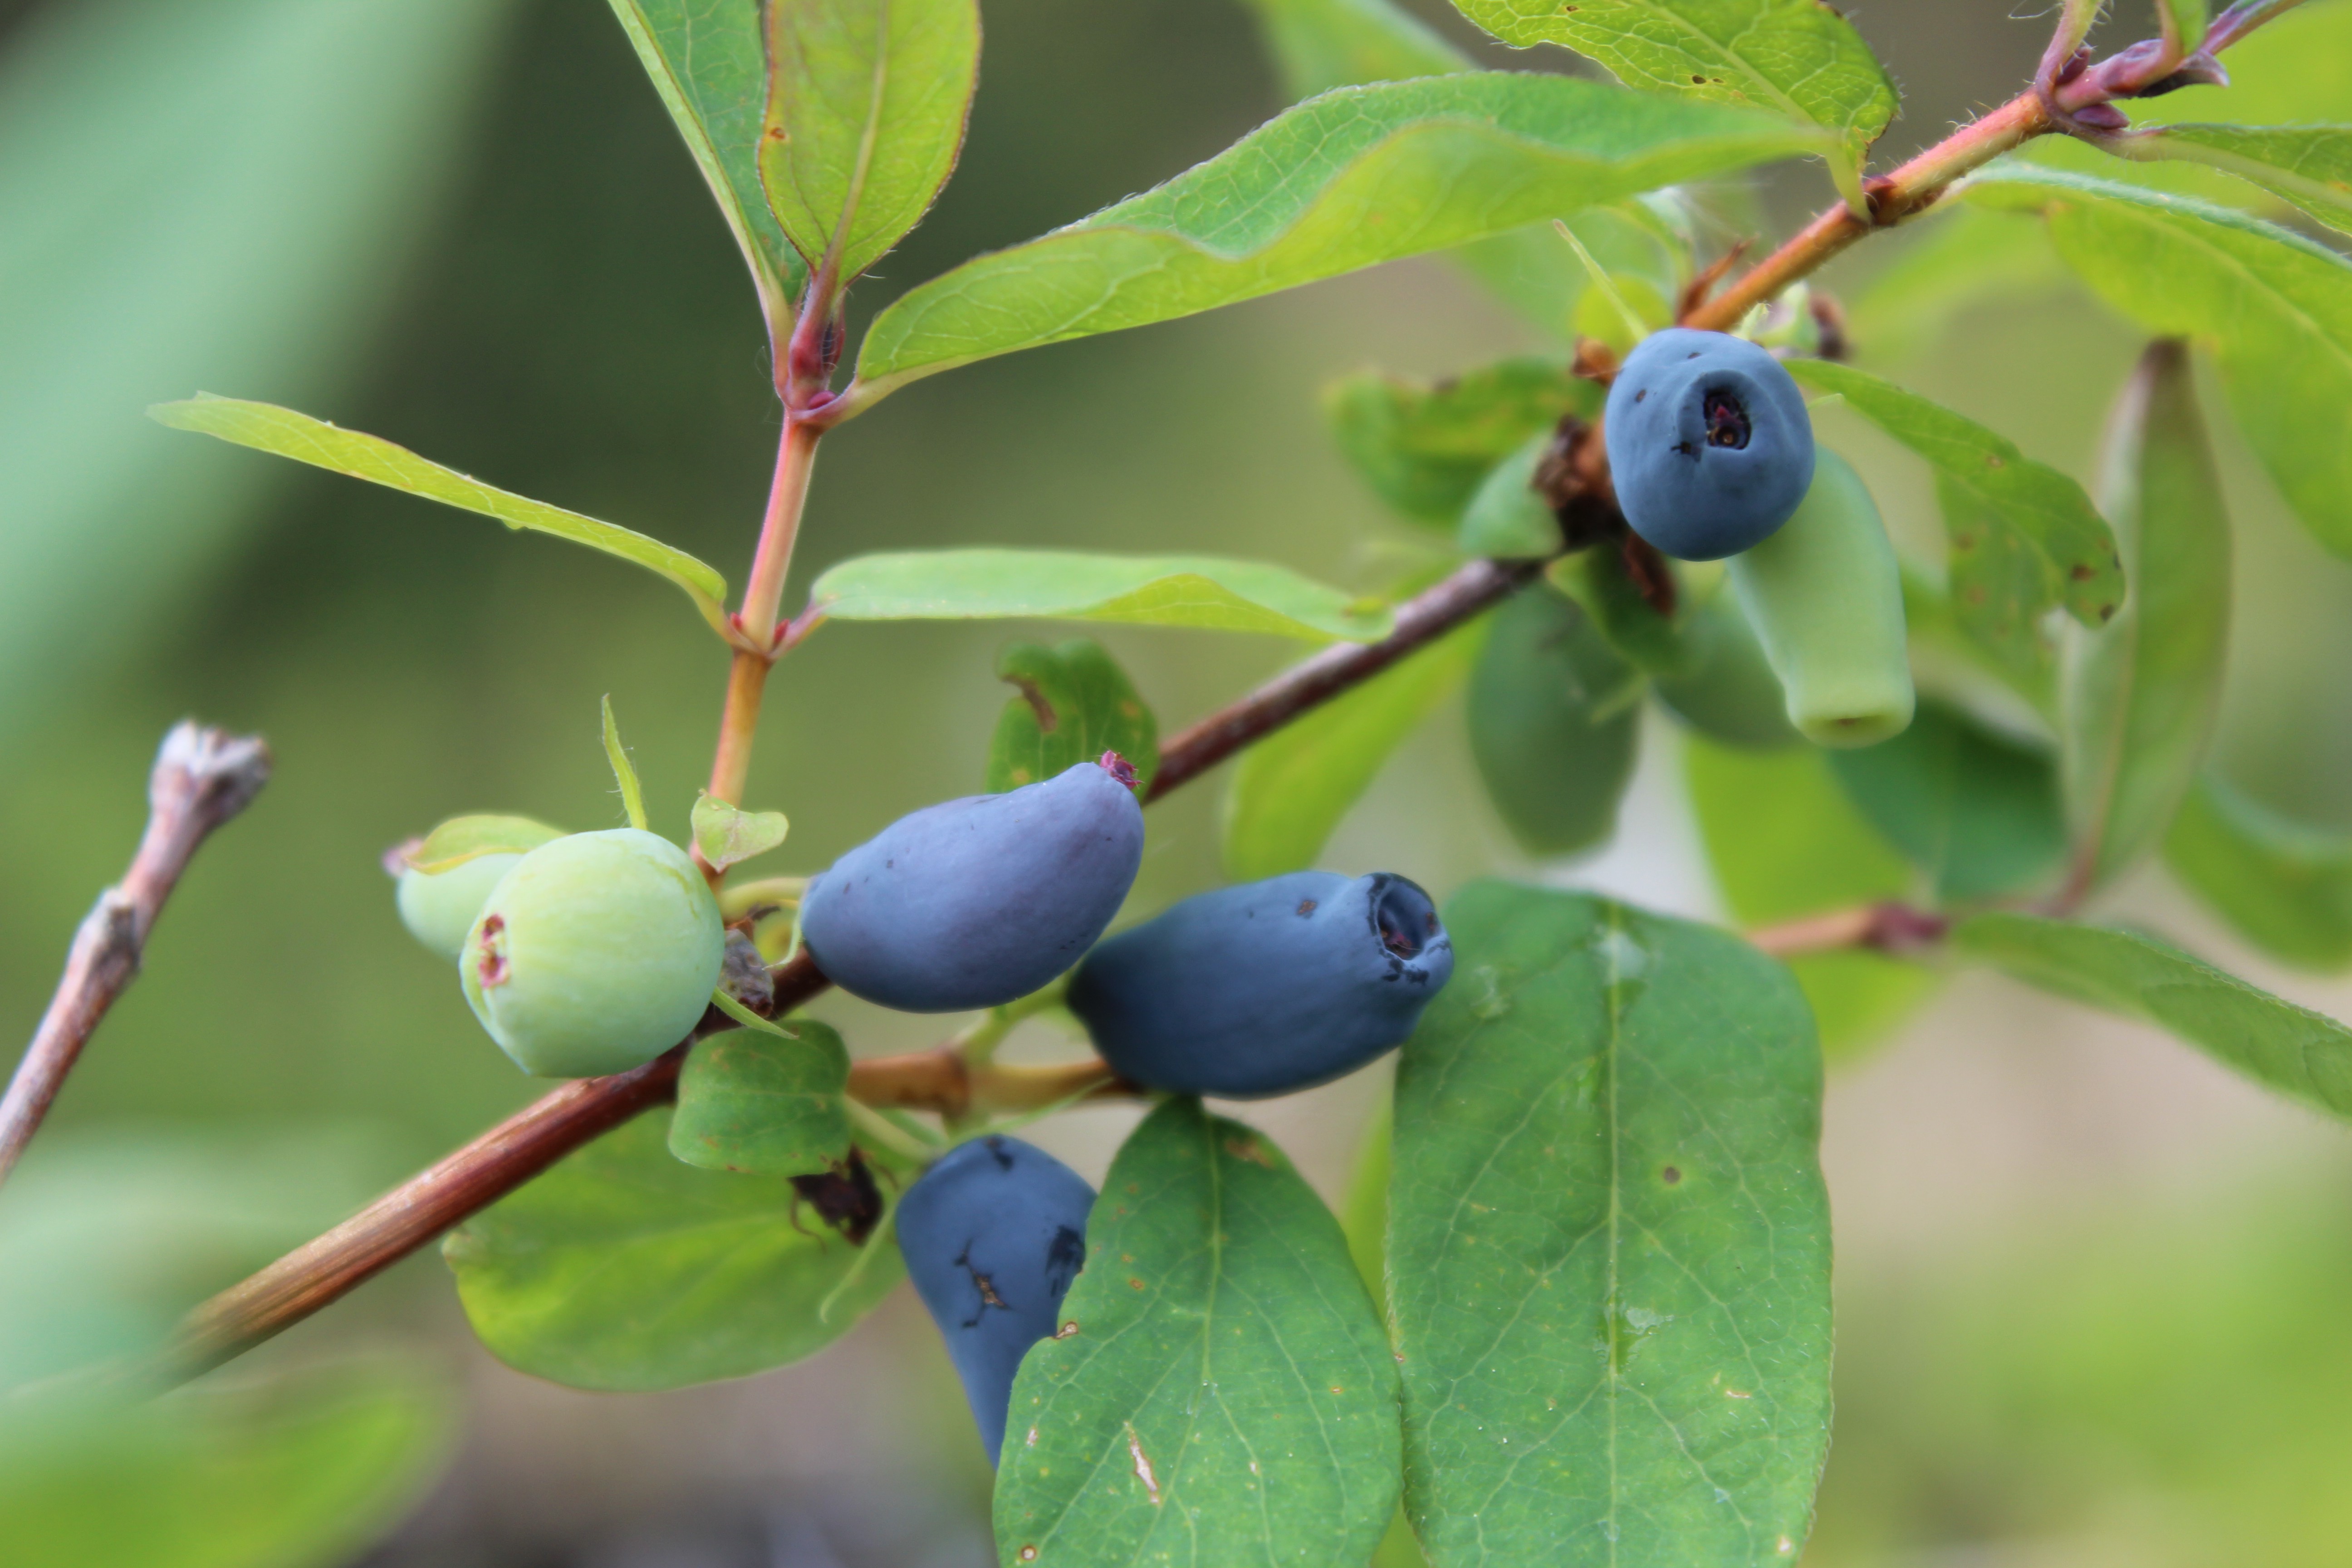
[
  {"left": 460, "top": 828, "right": 725, "bottom": 1079},
  {"left": 800, "top": 754, "right": 1144, "bottom": 1013},
  {"left": 896, "top": 1135, "right": 1095, "bottom": 1465},
  {"left": 1067, "top": 870, "right": 1454, "bottom": 1098},
  {"left": 1603, "top": 327, "right": 1815, "bottom": 561}
]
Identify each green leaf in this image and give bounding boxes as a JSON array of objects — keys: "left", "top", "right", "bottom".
[
  {"left": 851, "top": 75, "right": 1829, "bottom": 401},
  {"left": 691, "top": 793, "right": 789, "bottom": 871},
  {"left": 1783, "top": 362, "right": 2125, "bottom": 668},
  {"left": 1323, "top": 356, "right": 1593, "bottom": 525},
  {"left": 1952, "top": 911, "right": 2352, "bottom": 1119},
  {"left": 1455, "top": 427, "right": 1563, "bottom": 558},
  {"left": 1446, "top": 0, "right": 1897, "bottom": 211},
  {"left": 1826, "top": 698, "right": 2065, "bottom": 904},
  {"left": 2165, "top": 773, "right": 2352, "bottom": 972},
  {"left": 600, "top": 695, "right": 650, "bottom": 833},
  {"left": 995, "top": 1099, "right": 1401, "bottom": 1568},
  {"left": 0, "top": 1363, "right": 453, "bottom": 1568},
  {"left": 2115, "top": 123, "right": 2352, "bottom": 234},
  {"left": 1235, "top": 0, "right": 1470, "bottom": 100},
  {"left": 986, "top": 639, "right": 1161, "bottom": 794},
  {"left": 1389, "top": 881, "right": 1833, "bottom": 1565},
  {"left": 1843, "top": 208, "right": 2072, "bottom": 365},
  {"left": 444, "top": 1110, "right": 904, "bottom": 1391},
  {"left": 403, "top": 814, "right": 565, "bottom": 873},
  {"left": 669, "top": 1019, "right": 852, "bottom": 1176},
  {"left": 148, "top": 396, "right": 737, "bottom": 640},
  {"left": 1647, "top": 590, "right": 1798, "bottom": 749},
  {"left": 808, "top": 549, "right": 1394, "bottom": 642},
  {"left": 2160, "top": 0, "right": 2208, "bottom": 54},
  {"left": 2061, "top": 340, "right": 2230, "bottom": 890},
  {"left": 1547, "top": 546, "right": 1699, "bottom": 678},
  {"left": 1963, "top": 162, "right": 2352, "bottom": 560},
  {"left": 760, "top": 0, "right": 980, "bottom": 290},
  {"left": 608, "top": 0, "right": 808, "bottom": 335},
  {"left": 1223, "top": 616, "right": 1487, "bottom": 879},
  {"left": 1683, "top": 733, "right": 1936, "bottom": 1057},
  {"left": 1466, "top": 586, "right": 1643, "bottom": 858}
]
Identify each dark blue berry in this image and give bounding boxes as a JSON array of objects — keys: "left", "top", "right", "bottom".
[
  {"left": 1067, "top": 871, "right": 1454, "bottom": 1098},
  {"left": 801, "top": 757, "right": 1144, "bottom": 1012},
  {"left": 1603, "top": 328, "right": 1814, "bottom": 561},
  {"left": 896, "top": 1136, "right": 1095, "bottom": 1464}
]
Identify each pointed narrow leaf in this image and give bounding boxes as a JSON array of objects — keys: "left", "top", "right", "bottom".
[
  {"left": 601, "top": 696, "right": 650, "bottom": 833},
  {"left": 444, "top": 1112, "right": 905, "bottom": 1391},
  {"left": 1953, "top": 911, "right": 2352, "bottom": 1119},
  {"left": 1236, "top": 0, "right": 1469, "bottom": 100},
  {"left": 150, "top": 396, "right": 736, "bottom": 638},
  {"left": 1222, "top": 616, "right": 1486, "bottom": 879},
  {"left": 2060, "top": 340, "right": 2229, "bottom": 889},
  {"left": 0, "top": 1363, "right": 454, "bottom": 1568},
  {"left": 2160, "top": 0, "right": 2208, "bottom": 53},
  {"left": 1446, "top": 0, "right": 1897, "bottom": 209},
  {"left": 691, "top": 793, "right": 789, "bottom": 871},
  {"left": 1963, "top": 162, "right": 2352, "bottom": 559},
  {"left": 851, "top": 75, "right": 1829, "bottom": 401},
  {"left": 808, "top": 549, "right": 1394, "bottom": 641},
  {"left": 1828, "top": 698, "right": 2065, "bottom": 903},
  {"left": 608, "top": 0, "right": 808, "bottom": 334},
  {"left": 1390, "top": 881, "right": 1833, "bottom": 1566},
  {"left": 2116, "top": 123, "right": 2352, "bottom": 234},
  {"left": 985, "top": 639, "right": 1161, "bottom": 794},
  {"left": 995, "top": 1099, "right": 1401, "bottom": 1568},
  {"left": 405, "top": 814, "right": 566, "bottom": 874},
  {"left": 760, "top": 0, "right": 980, "bottom": 288},
  {"left": 670, "top": 1019, "right": 852, "bottom": 1175},
  {"left": 1324, "top": 356, "right": 1593, "bottom": 525},
  {"left": 2166, "top": 773, "right": 2352, "bottom": 972},
  {"left": 1784, "top": 361, "right": 2125, "bottom": 656}
]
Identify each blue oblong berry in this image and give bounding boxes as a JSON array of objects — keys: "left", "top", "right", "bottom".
[
  {"left": 895, "top": 1135, "right": 1095, "bottom": 1464},
  {"left": 801, "top": 758, "right": 1144, "bottom": 1013},
  {"left": 1603, "top": 327, "right": 1815, "bottom": 561},
  {"left": 1067, "top": 871, "right": 1454, "bottom": 1098}
]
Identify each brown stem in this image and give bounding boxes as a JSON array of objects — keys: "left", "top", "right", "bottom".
[
  {"left": 1748, "top": 901, "right": 1948, "bottom": 960},
  {"left": 163, "top": 555, "right": 1532, "bottom": 1380},
  {"left": 1685, "top": 91, "right": 2055, "bottom": 333},
  {"left": 0, "top": 724, "right": 270, "bottom": 1189},
  {"left": 165, "top": 1047, "right": 685, "bottom": 1381},
  {"left": 1146, "top": 556, "right": 1541, "bottom": 800}
]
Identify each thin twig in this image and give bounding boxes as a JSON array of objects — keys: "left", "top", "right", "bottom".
[
  {"left": 1146, "top": 556, "right": 1542, "bottom": 800},
  {"left": 0, "top": 724, "right": 270, "bottom": 1188}
]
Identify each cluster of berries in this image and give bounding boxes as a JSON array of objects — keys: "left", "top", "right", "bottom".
[{"left": 393, "top": 752, "right": 1454, "bottom": 1456}]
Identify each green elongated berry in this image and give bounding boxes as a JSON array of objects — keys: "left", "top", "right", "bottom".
[
  {"left": 397, "top": 853, "right": 522, "bottom": 962},
  {"left": 1728, "top": 448, "right": 1914, "bottom": 749},
  {"left": 461, "top": 829, "right": 725, "bottom": 1078}
]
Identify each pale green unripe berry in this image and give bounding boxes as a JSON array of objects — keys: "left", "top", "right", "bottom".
[
  {"left": 397, "top": 853, "right": 522, "bottom": 962},
  {"left": 461, "top": 829, "right": 725, "bottom": 1078},
  {"left": 1728, "top": 448, "right": 1914, "bottom": 749}
]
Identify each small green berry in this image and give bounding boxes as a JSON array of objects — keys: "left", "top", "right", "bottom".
[
  {"left": 460, "top": 828, "right": 725, "bottom": 1078},
  {"left": 397, "top": 853, "right": 522, "bottom": 962}
]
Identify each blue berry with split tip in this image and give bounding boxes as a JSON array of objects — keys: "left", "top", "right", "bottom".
[
  {"left": 1067, "top": 871, "right": 1454, "bottom": 1098},
  {"left": 460, "top": 829, "right": 724, "bottom": 1079},
  {"left": 800, "top": 755, "right": 1144, "bottom": 1013},
  {"left": 1604, "top": 328, "right": 1814, "bottom": 561},
  {"left": 896, "top": 1135, "right": 1095, "bottom": 1464}
]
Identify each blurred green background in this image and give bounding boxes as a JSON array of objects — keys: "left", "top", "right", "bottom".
[{"left": 2, "top": 0, "right": 2349, "bottom": 1563}]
